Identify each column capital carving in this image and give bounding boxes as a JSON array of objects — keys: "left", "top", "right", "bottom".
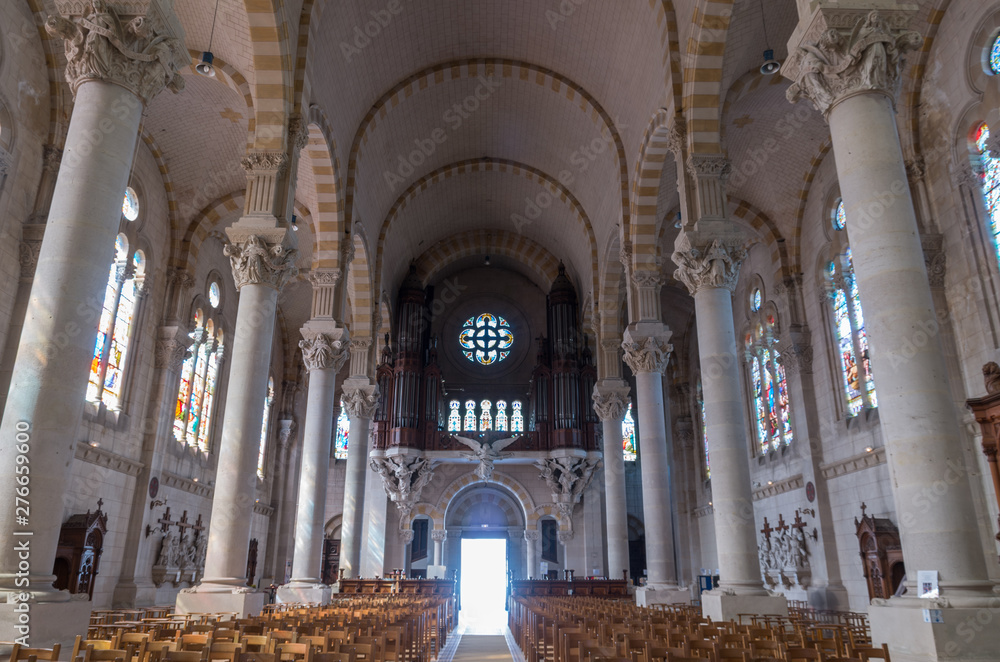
[
  {"left": 671, "top": 229, "right": 750, "bottom": 295},
  {"left": 45, "top": 0, "right": 189, "bottom": 105},
  {"left": 592, "top": 380, "right": 631, "bottom": 422},
  {"left": 298, "top": 333, "right": 348, "bottom": 372},
  {"left": 223, "top": 234, "right": 298, "bottom": 291},
  {"left": 277, "top": 419, "right": 297, "bottom": 449},
  {"left": 557, "top": 530, "right": 574, "bottom": 544},
  {"left": 154, "top": 324, "right": 193, "bottom": 371},
  {"left": 775, "top": 338, "right": 814, "bottom": 376},
  {"left": 783, "top": 9, "right": 922, "bottom": 118},
  {"left": 686, "top": 154, "right": 732, "bottom": 180},
  {"left": 241, "top": 151, "right": 288, "bottom": 177},
  {"left": 342, "top": 236, "right": 356, "bottom": 267},
  {"left": 288, "top": 114, "right": 310, "bottom": 153},
  {"left": 524, "top": 530, "right": 540, "bottom": 542},
  {"left": 619, "top": 244, "right": 633, "bottom": 275},
  {"left": 922, "top": 234, "right": 946, "bottom": 288},
  {"left": 167, "top": 267, "right": 195, "bottom": 291},
  {"left": 430, "top": 530, "right": 447, "bottom": 543},
  {"left": 42, "top": 145, "right": 63, "bottom": 172},
  {"left": 342, "top": 383, "right": 379, "bottom": 420},
  {"left": 621, "top": 324, "right": 673, "bottom": 375},
  {"left": 666, "top": 117, "right": 686, "bottom": 157},
  {"left": 309, "top": 269, "right": 341, "bottom": 287},
  {"left": 18, "top": 240, "right": 42, "bottom": 281},
  {"left": 399, "top": 529, "right": 415, "bottom": 544}
]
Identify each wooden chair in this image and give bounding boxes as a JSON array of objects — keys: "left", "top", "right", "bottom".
[
  {"left": 787, "top": 648, "right": 826, "bottom": 662},
  {"left": 72, "top": 636, "right": 114, "bottom": 661},
  {"left": 79, "top": 648, "right": 131, "bottom": 662},
  {"left": 273, "top": 643, "right": 310, "bottom": 662},
  {"left": 749, "top": 641, "right": 785, "bottom": 659},
  {"left": 163, "top": 652, "right": 209, "bottom": 662},
  {"left": 851, "top": 646, "right": 889, "bottom": 662},
  {"left": 665, "top": 655, "right": 708, "bottom": 662},
  {"left": 719, "top": 635, "right": 749, "bottom": 650},
  {"left": 8, "top": 644, "right": 61, "bottom": 662},
  {"left": 310, "top": 655, "right": 349, "bottom": 662},
  {"left": 239, "top": 638, "right": 268, "bottom": 654},
  {"left": 332, "top": 643, "right": 371, "bottom": 662},
  {"left": 237, "top": 654, "right": 276, "bottom": 662},
  {"left": 176, "top": 636, "right": 211, "bottom": 653},
  {"left": 211, "top": 632, "right": 240, "bottom": 644},
  {"left": 716, "top": 650, "right": 750, "bottom": 662},
  {"left": 206, "top": 643, "right": 243, "bottom": 662},
  {"left": 686, "top": 639, "right": 717, "bottom": 659}
]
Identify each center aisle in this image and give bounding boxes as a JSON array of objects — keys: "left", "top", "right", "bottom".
[
  {"left": 451, "top": 635, "right": 514, "bottom": 662},
  {"left": 436, "top": 608, "right": 521, "bottom": 662}
]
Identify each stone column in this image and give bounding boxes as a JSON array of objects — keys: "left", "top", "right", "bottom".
[
  {"left": 262, "top": 418, "right": 296, "bottom": 586},
  {"left": 525, "top": 530, "right": 539, "bottom": 579},
  {"left": 177, "top": 231, "right": 297, "bottom": 616},
  {"left": 339, "top": 362, "right": 379, "bottom": 579},
  {"left": 277, "top": 328, "right": 347, "bottom": 605},
  {"left": 0, "top": 0, "right": 187, "bottom": 645},
  {"left": 672, "top": 166, "right": 786, "bottom": 621},
  {"left": 431, "top": 530, "right": 447, "bottom": 569},
  {"left": 784, "top": 7, "right": 998, "bottom": 657},
  {"left": 621, "top": 324, "right": 687, "bottom": 605},
  {"left": 592, "top": 379, "right": 632, "bottom": 582}
]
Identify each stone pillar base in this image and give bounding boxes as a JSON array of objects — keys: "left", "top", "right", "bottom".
[
  {"left": 276, "top": 584, "right": 331, "bottom": 605},
  {"left": 175, "top": 589, "right": 265, "bottom": 618},
  {"left": 700, "top": 591, "right": 788, "bottom": 622},
  {"left": 869, "top": 599, "right": 1000, "bottom": 661},
  {"left": 635, "top": 585, "right": 691, "bottom": 606},
  {"left": 111, "top": 580, "right": 158, "bottom": 609},
  {"left": 0, "top": 598, "right": 92, "bottom": 649}
]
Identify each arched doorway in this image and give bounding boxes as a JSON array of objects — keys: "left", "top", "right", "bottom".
[{"left": 444, "top": 482, "right": 526, "bottom": 632}]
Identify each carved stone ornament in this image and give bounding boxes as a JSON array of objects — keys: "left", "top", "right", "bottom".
[
  {"left": 524, "top": 530, "right": 540, "bottom": 542},
  {"left": 224, "top": 234, "right": 299, "bottom": 291},
  {"left": 954, "top": 162, "right": 984, "bottom": 191},
  {"left": 342, "top": 384, "right": 379, "bottom": 420},
  {"left": 154, "top": 335, "right": 190, "bottom": 371},
  {"left": 369, "top": 455, "right": 436, "bottom": 507},
  {"left": 924, "top": 248, "right": 946, "bottom": 288},
  {"left": 298, "top": 333, "right": 348, "bottom": 372},
  {"left": 430, "top": 530, "right": 447, "bottom": 543},
  {"left": 277, "top": 419, "right": 297, "bottom": 448},
  {"left": 592, "top": 383, "right": 631, "bottom": 422},
  {"left": 632, "top": 268, "right": 666, "bottom": 289},
  {"left": 687, "top": 155, "right": 733, "bottom": 180},
  {"left": 45, "top": 1, "right": 189, "bottom": 104},
  {"left": 309, "top": 269, "right": 341, "bottom": 287},
  {"left": 905, "top": 156, "right": 926, "bottom": 182},
  {"left": 619, "top": 244, "right": 633, "bottom": 275},
  {"left": 557, "top": 530, "right": 574, "bottom": 544},
  {"left": 672, "top": 238, "right": 747, "bottom": 295},
  {"left": 621, "top": 335, "right": 673, "bottom": 375},
  {"left": 399, "top": 529, "right": 415, "bottom": 544},
  {"left": 167, "top": 268, "right": 195, "bottom": 291},
  {"left": 341, "top": 237, "right": 356, "bottom": 267},
  {"left": 18, "top": 240, "right": 42, "bottom": 280},
  {"left": 288, "top": 114, "right": 310, "bottom": 153},
  {"left": 775, "top": 341, "right": 814, "bottom": 376},
  {"left": 666, "top": 117, "right": 686, "bottom": 157},
  {"left": 241, "top": 151, "right": 288, "bottom": 177},
  {"left": 785, "top": 10, "right": 922, "bottom": 117},
  {"left": 535, "top": 457, "right": 602, "bottom": 505},
  {"left": 43, "top": 145, "right": 64, "bottom": 172}
]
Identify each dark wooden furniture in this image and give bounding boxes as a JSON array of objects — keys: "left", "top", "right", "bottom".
[
  {"left": 509, "top": 579, "right": 629, "bottom": 598},
  {"left": 52, "top": 500, "right": 108, "bottom": 599},
  {"left": 337, "top": 578, "right": 455, "bottom": 596},
  {"left": 855, "top": 504, "right": 904, "bottom": 601}
]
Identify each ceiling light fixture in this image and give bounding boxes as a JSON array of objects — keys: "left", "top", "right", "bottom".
[
  {"left": 196, "top": 0, "right": 220, "bottom": 77},
  {"left": 758, "top": 0, "right": 780, "bottom": 75}
]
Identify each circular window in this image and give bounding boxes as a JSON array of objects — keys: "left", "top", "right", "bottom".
[
  {"left": 459, "top": 313, "right": 513, "bottom": 365},
  {"left": 833, "top": 199, "right": 846, "bottom": 231},
  {"left": 122, "top": 187, "right": 139, "bottom": 221},
  {"left": 208, "top": 281, "right": 221, "bottom": 308},
  {"left": 751, "top": 288, "right": 762, "bottom": 311},
  {"left": 990, "top": 33, "right": 1000, "bottom": 74}
]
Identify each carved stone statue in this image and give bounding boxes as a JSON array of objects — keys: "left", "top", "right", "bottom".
[
  {"left": 224, "top": 235, "right": 299, "bottom": 291},
  {"left": 156, "top": 530, "right": 178, "bottom": 567},
  {"left": 454, "top": 436, "right": 517, "bottom": 482},
  {"left": 984, "top": 362, "right": 1000, "bottom": 395}
]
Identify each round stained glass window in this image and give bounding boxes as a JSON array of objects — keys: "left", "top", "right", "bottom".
[
  {"left": 833, "top": 199, "right": 846, "bottom": 231},
  {"left": 123, "top": 187, "right": 139, "bottom": 221},
  {"left": 459, "top": 313, "right": 513, "bottom": 365},
  {"left": 751, "top": 288, "right": 762, "bottom": 311},
  {"left": 208, "top": 282, "right": 221, "bottom": 308},
  {"left": 990, "top": 34, "right": 1000, "bottom": 75}
]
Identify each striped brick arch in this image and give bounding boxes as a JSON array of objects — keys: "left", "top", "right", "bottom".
[
  {"left": 790, "top": 140, "right": 833, "bottom": 277},
  {"left": 649, "top": 0, "right": 684, "bottom": 116},
  {"left": 374, "top": 158, "right": 599, "bottom": 297},
  {"left": 447, "top": 489, "right": 524, "bottom": 528},
  {"left": 347, "top": 231, "right": 375, "bottom": 341},
  {"left": 630, "top": 108, "right": 676, "bottom": 271},
  {"left": 684, "top": 0, "right": 737, "bottom": 155},
  {"left": 304, "top": 104, "right": 344, "bottom": 271},
  {"left": 344, "top": 58, "right": 631, "bottom": 241},
  {"left": 596, "top": 231, "right": 626, "bottom": 375},
  {"left": 729, "top": 199, "right": 791, "bottom": 280},
  {"left": 174, "top": 192, "right": 245, "bottom": 274},
  {"left": 242, "top": 0, "right": 293, "bottom": 150},
  {"left": 414, "top": 230, "right": 562, "bottom": 292}
]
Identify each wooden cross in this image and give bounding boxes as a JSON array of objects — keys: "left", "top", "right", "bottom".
[
  {"left": 177, "top": 510, "right": 191, "bottom": 531},
  {"left": 860, "top": 502, "right": 868, "bottom": 517},
  {"left": 192, "top": 514, "right": 205, "bottom": 533},
  {"left": 760, "top": 516, "right": 773, "bottom": 541},
  {"left": 157, "top": 507, "right": 173, "bottom": 533},
  {"left": 792, "top": 511, "right": 808, "bottom": 531},
  {"left": 775, "top": 513, "right": 789, "bottom": 533}
]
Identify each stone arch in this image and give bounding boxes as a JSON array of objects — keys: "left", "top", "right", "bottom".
[
  {"left": 436, "top": 471, "right": 535, "bottom": 531},
  {"left": 683, "top": 0, "right": 737, "bottom": 154},
  {"left": 375, "top": 157, "right": 599, "bottom": 298},
  {"left": 405, "top": 502, "right": 446, "bottom": 530},
  {"left": 530, "top": 504, "right": 571, "bottom": 532},
  {"left": 414, "top": 229, "right": 561, "bottom": 292},
  {"left": 303, "top": 105, "right": 344, "bottom": 270},
  {"left": 347, "top": 231, "right": 374, "bottom": 341},
  {"left": 446, "top": 488, "right": 524, "bottom": 528},
  {"left": 242, "top": 0, "right": 294, "bottom": 151},
  {"left": 325, "top": 514, "right": 342, "bottom": 538},
  {"left": 790, "top": 140, "right": 834, "bottom": 277},
  {"left": 138, "top": 130, "right": 182, "bottom": 240},
  {"left": 729, "top": 199, "right": 791, "bottom": 280},
  {"left": 630, "top": 108, "right": 676, "bottom": 270},
  {"left": 596, "top": 229, "right": 627, "bottom": 377},
  {"left": 23, "top": 0, "right": 69, "bottom": 148},
  {"left": 649, "top": 0, "right": 683, "bottom": 115},
  {"left": 175, "top": 192, "right": 245, "bottom": 273},
  {"left": 345, "top": 58, "right": 630, "bottom": 243}
]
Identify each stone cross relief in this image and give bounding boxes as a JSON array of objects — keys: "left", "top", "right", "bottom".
[
  {"left": 153, "top": 510, "right": 207, "bottom": 587},
  {"left": 757, "top": 510, "right": 811, "bottom": 590}
]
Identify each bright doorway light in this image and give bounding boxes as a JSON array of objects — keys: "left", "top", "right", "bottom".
[{"left": 460, "top": 537, "right": 508, "bottom": 633}]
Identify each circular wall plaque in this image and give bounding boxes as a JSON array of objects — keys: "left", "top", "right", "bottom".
[
  {"left": 806, "top": 481, "right": 815, "bottom": 503},
  {"left": 149, "top": 476, "right": 159, "bottom": 499}
]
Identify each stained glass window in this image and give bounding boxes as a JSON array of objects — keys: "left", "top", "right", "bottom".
[
  {"left": 833, "top": 199, "right": 847, "bottom": 230},
  {"left": 459, "top": 313, "right": 513, "bottom": 365},
  {"left": 87, "top": 236, "right": 143, "bottom": 410},
  {"left": 698, "top": 379, "right": 709, "bottom": 478},
  {"left": 335, "top": 400, "right": 349, "bottom": 460},
  {"left": 173, "top": 311, "right": 223, "bottom": 451},
  {"left": 751, "top": 288, "right": 762, "bottom": 311},
  {"left": 746, "top": 296, "right": 794, "bottom": 453},
  {"left": 622, "top": 402, "right": 637, "bottom": 462},
  {"left": 991, "top": 36, "right": 1000, "bottom": 75},
  {"left": 258, "top": 377, "right": 274, "bottom": 479},
  {"left": 448, "top": 400, "right": 461, "bottom": 433},
  {"left": 829, "top": 204, "right": 878, "bottom": 416},
  {"left": 976, "top": 125, "right": 1000, "bottom": 268},
  {"left": 479, "top": 400, "right": 493, "bottom": 431},
  {"left": 496, "top": 400, "right": 508, "bottom": 432},
  {"left": 208, "top": 281, "right": 221, "bottom": 308},
  {"left": 464, "top": 399, "right": 477, "bottom": 432},
  {"left": 122, "top": 187, "right": 139, "bottom": 221},
  {"left": 511, "top": 400, "right": 524, "bottom": 433}
]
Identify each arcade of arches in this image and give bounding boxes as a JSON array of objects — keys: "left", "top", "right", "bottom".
[{"left": 2, "top": 0, "right": 1000, "bottom": 659}]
